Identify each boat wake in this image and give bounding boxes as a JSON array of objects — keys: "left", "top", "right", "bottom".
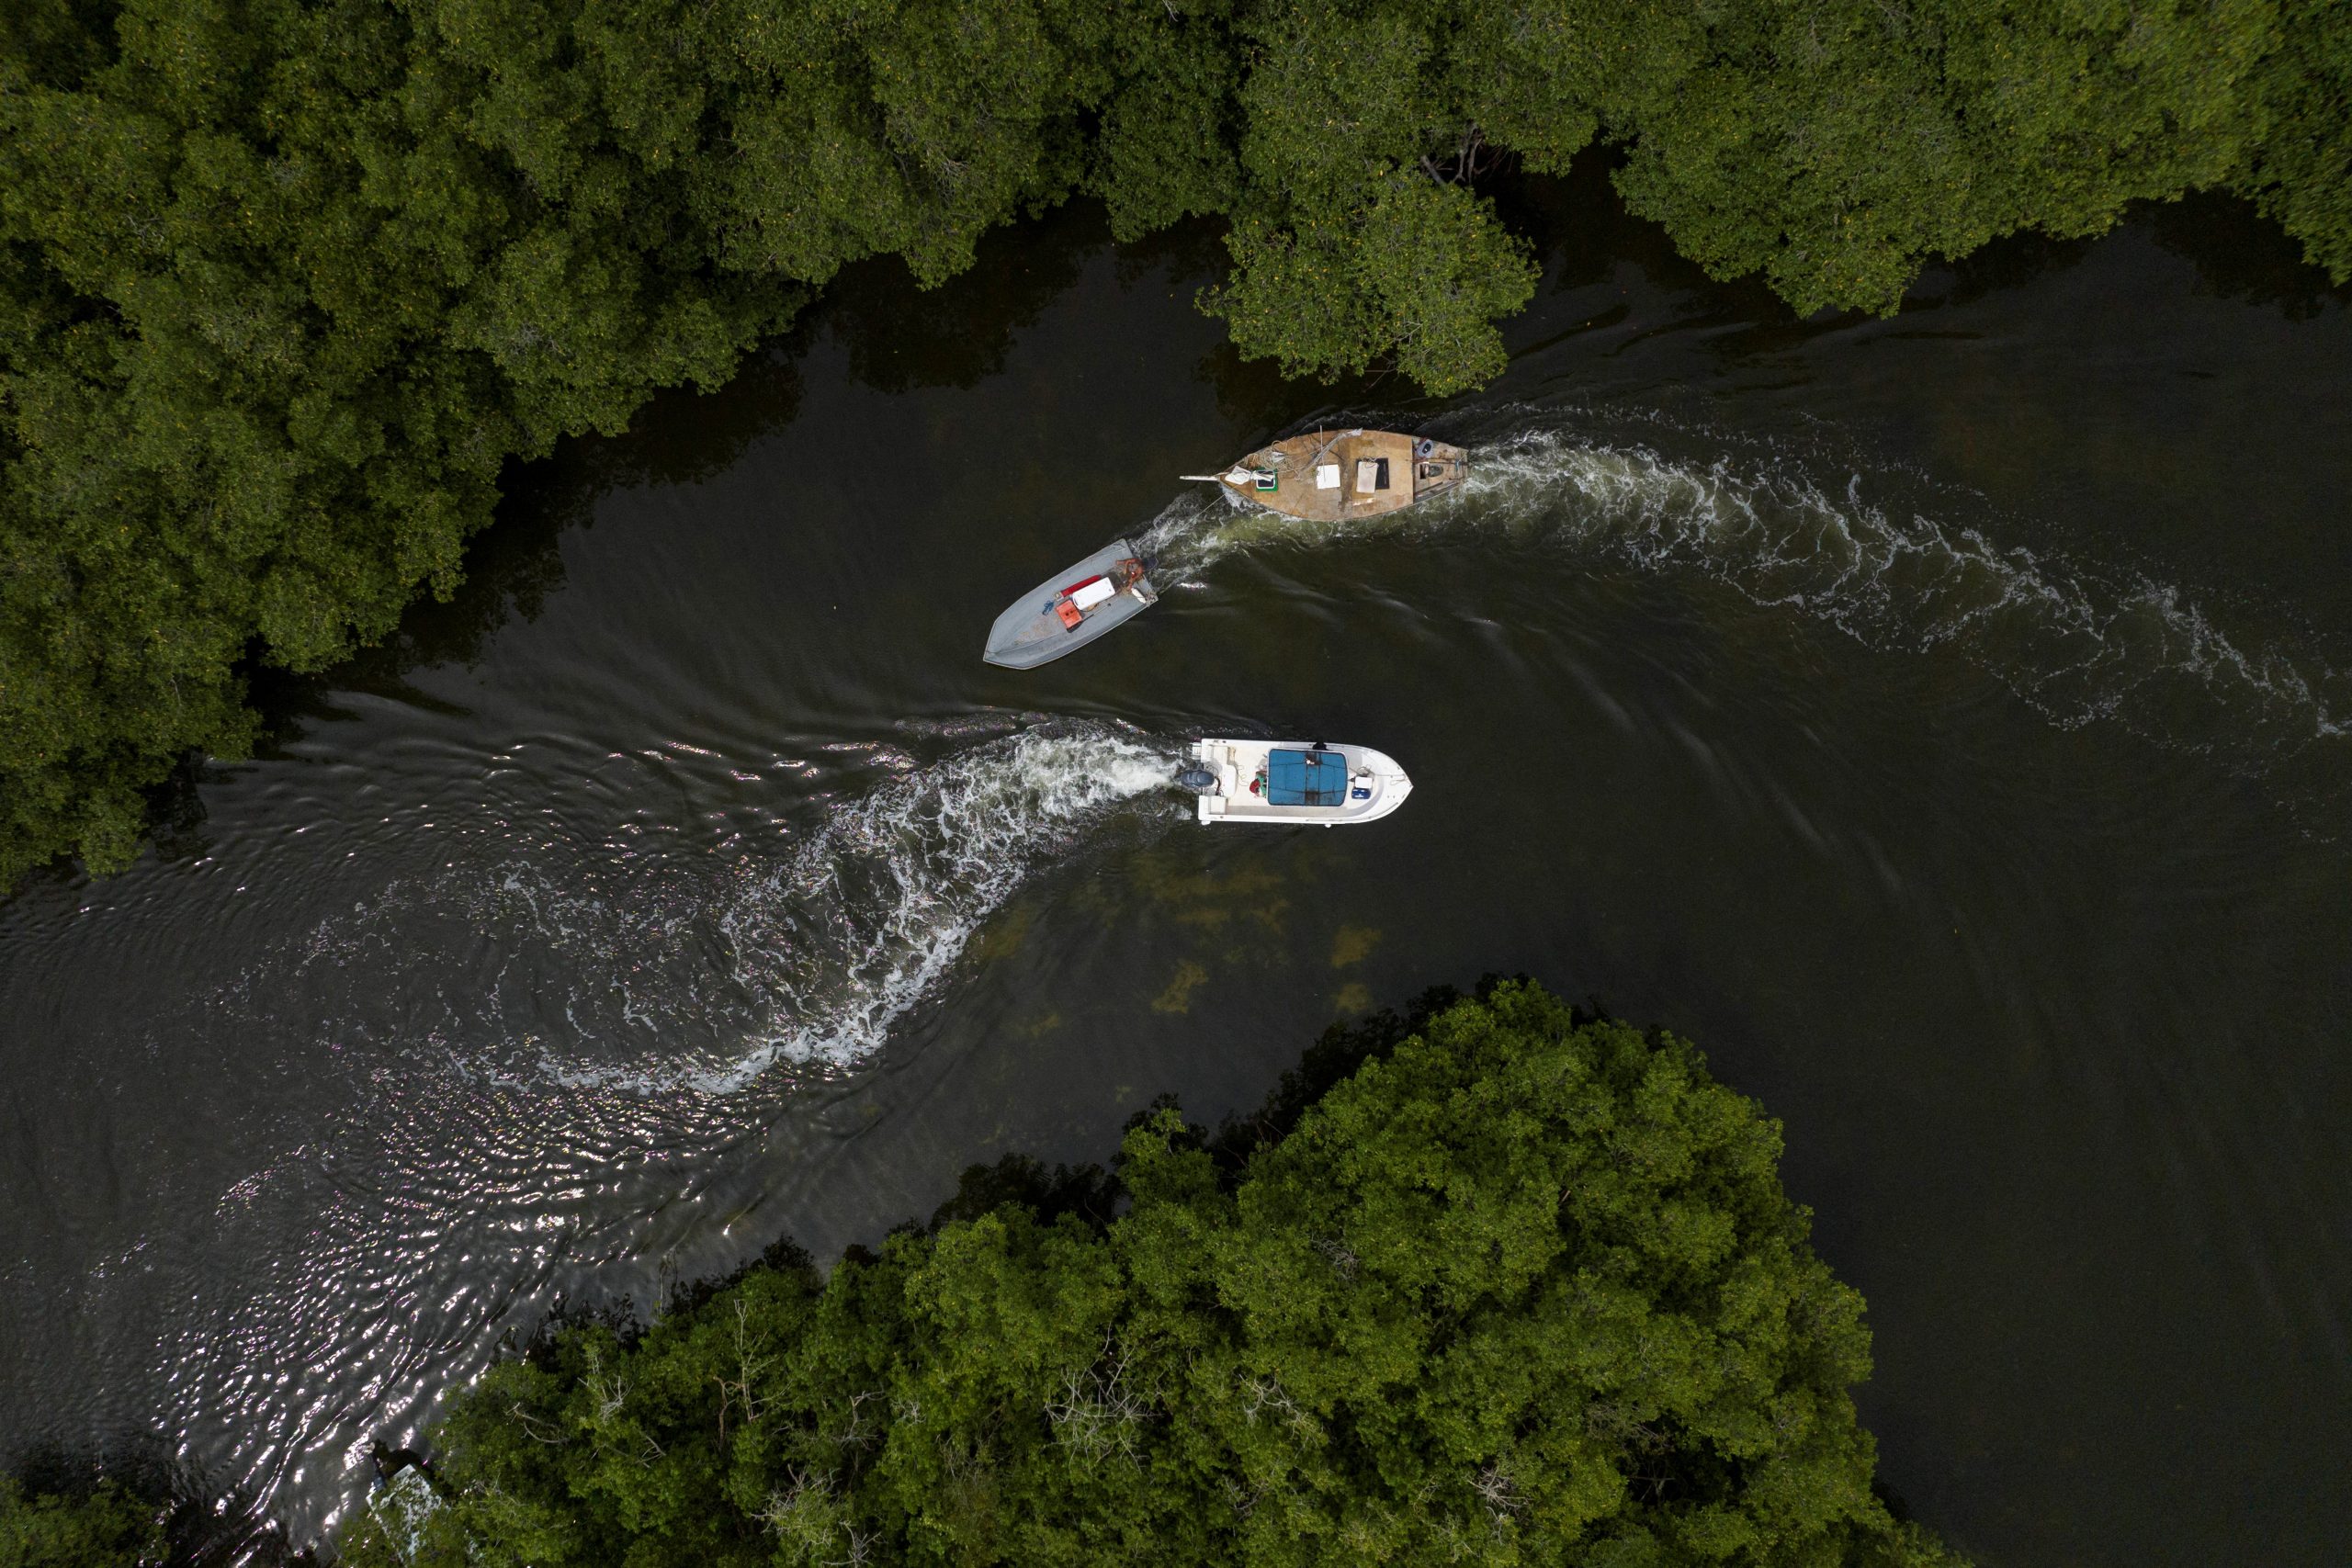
[
  {"left": 526, "top": 722, "right": 1182, "bottom": 1095},
  {"left": 1141, "top": 422, "right": 2348, "bottom": 775},
  {"left": 68, "top": 718, "right": 1183, "bottom": 1535}
]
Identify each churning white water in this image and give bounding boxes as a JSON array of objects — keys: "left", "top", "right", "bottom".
[
  {"left": 542, "top": 723, "right": 1183, "bottom": 1094},
  {"left": 39, "top": 718, "right": 1187, "bottom": 1530}
]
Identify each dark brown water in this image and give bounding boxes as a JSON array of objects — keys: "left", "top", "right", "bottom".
[{"left": 4, "top": 167, "right": 2348, "bottom": 1563}]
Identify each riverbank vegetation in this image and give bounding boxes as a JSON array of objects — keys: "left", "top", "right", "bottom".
[
  {"left": 0, "top": 1475, "right": 162, "bottom": 1568},
  {"left": 309, "top": 981, "right": 1962, "bottom": 1567},
  {"left": 5, "top": 0, "right": 2349, "bottom": 884}
]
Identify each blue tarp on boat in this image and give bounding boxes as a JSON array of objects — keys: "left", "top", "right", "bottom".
[{"left": 1267, "top": 749, "right": 1347, "bottom": 807}]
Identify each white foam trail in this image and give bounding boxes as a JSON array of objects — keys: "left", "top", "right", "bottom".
[
  {"left": 62, "top": 723, "right": 1182, "bottom": 1538},
  {"left": 1146, "top": 425, "right": 2347, "bottom": 756},
  {"left": 543, "top": 722, "right": 1182, "bottom": 1096},
  {"left": 1475, "top": 431, "right": 2346, "bottom": 746}
]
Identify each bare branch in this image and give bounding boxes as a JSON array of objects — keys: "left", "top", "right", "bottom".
[{"left": 1046, "top": 1333, "right": 1158, "bottom": 1465}]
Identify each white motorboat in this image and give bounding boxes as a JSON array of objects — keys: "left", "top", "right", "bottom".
[{"left": 1176, "top": 739, "right": 1412, "bottom": 826}]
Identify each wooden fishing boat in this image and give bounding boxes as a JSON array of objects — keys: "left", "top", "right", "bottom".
[
  {"left": 1189, "top": 429, "right": 1467, "bottom": 522},
  {"left": 1175, "top": 739, "right": 1412, "bottom": 826},
  {"left": 981, "top": 536, "right": 1159, "bottom": 669}
]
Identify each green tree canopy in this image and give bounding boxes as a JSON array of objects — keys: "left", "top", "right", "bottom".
[
  {"left": 5, "top": 0, "right": 2348, "bottom": 883},
  {"left": 0, "top": 1477, "right": 161, "bottom": 1568},
  {"left": 338, "top": 982, "right": 1965, "bottom": 1567}
]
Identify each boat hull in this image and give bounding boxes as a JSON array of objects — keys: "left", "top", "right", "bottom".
[
  {"left": 982, "top": 537, "right": 1159, "bottom": 669},
  {"left": 1188, "top": 738, "right": 1412, "bottom": 826},
  {"left": 1213, "top": 430, "right": 1466, "bottom": 522}
]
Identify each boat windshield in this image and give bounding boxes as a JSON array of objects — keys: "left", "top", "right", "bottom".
[{"left": 1266, "top": 750, "right": 1347, "bottom": 807}]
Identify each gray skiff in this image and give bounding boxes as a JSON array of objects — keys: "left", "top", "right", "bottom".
[{"left": 981, "top": 536, "right": 1159, "bottom": 669}]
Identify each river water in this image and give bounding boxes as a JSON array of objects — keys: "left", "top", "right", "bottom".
[{"left": 2, "top": 167, "right": 2347, "bottom": 1564}]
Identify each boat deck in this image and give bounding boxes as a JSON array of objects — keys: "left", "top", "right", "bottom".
[
  {"left": 981, "top": 537, "right": 1158, "bottom": 668},
  {"left": 1216, "top": 429, "right": 1466, "bottom": 522}
]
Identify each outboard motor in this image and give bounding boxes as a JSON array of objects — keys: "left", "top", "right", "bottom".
[{"left": 1174, "top": 764, "right": 1219, "bottom": 794}]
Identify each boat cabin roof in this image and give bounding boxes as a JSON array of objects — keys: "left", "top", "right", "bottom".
[{"left": 1266, "top": 749, "right": 1347, "bottom": 807}]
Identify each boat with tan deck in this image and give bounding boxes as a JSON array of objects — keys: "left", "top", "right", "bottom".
[
  {"left": 1186, "top": 428, "right": 1467, "bottom": 521},
  {"left": 1174, "top": 739, "right": 1412, "bottom": 826}
]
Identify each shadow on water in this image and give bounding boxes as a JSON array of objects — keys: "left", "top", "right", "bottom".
[
  {"left": 233, "top": 197, "right": 1169, "bottom": 778},
  {"left": 1489, "top": 150, "right": 2112, "bottom": 354},
  {"left": 243, "top": 344, "right": 808, "bottom": 738},
  {"left": 2145, "top": 190, "right": 2352, "bottom": 319},
  {"left": 142, "top": 356, "right": 811, "bottom": 868},
  {"left": 1505, "top": 152, "right": 2348, "bottom": 338},
  {"left": 1504, "top": 152, "right": 1789, "bottom": 308},
  {"left": 1905, "top": 226, "right": 2098, "bottom": 312},
  {"left": 819, "top": 200, "right": 1099, "bottom": 392},
  {"left": 1485, "top": 152, "right": 1883, "bottom": 359}
]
